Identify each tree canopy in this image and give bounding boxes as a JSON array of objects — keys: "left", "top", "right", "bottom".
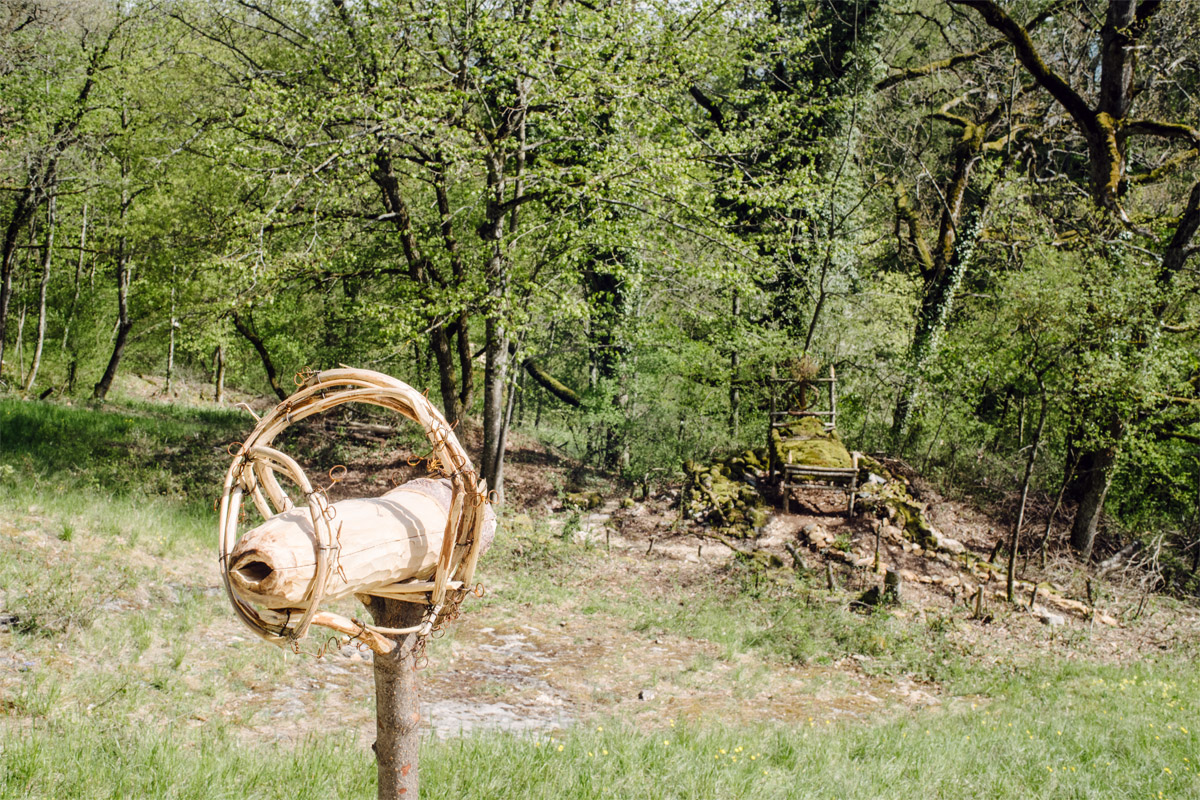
[{"left": 2, "top": 0, "right": 1199, "bottom": 581}]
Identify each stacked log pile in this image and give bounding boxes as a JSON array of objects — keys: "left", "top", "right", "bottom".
[{"left": 680, "top": 456, "right": 768, "bottom": 537}]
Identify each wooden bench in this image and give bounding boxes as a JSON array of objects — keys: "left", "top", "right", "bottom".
[{"left": 779, "top": 455, "right": 860, "bottom": 514}]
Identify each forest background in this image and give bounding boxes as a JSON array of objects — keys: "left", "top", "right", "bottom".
[{"left": 3, "top": 0, "right": 1199, "bottom": 585}]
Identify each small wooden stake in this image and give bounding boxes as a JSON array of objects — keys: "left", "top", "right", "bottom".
[
  {"left": 367, "top": 598, "right": 425, "bottom": 800},
  {"left": 825, "top": 561, "right": 836, "bottom": 591},
  {"left": 973, "top": 587, "right": 983, "bottom": 618},
  {"left": 785, "top": 542, "right": 807, "bottom": 573},
  {"left": 873, "top": 521, "right": 882, "bottom": 573},
  {"left": 987, "top": 538, "right": 1003, "bottom": 565}
]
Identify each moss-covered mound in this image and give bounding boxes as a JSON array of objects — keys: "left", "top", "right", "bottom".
[
  {"left": 770, "top": 417, "right": 854, "bottom": 471},
  {"left": 681, "top": 458, "right": 768, "bottom": 537},
  {"left": 854, "top": 455, "right": 961, "bottom": 552}
]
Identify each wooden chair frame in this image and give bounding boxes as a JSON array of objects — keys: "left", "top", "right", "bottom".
[{"left": 766, "top": 365, "right": 859, "bottom": 514}]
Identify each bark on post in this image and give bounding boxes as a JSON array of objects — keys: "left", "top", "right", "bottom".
[{"left": 366, "top": 598, "right": 425, "bottom": 800}]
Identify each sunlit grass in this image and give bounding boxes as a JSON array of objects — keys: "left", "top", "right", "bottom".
[
  {"left": 4, "top": 663, "right": 1200, "bottom": 799},
  {"left": 3, "top": 398, "right": 1200, "bottom": 798}
]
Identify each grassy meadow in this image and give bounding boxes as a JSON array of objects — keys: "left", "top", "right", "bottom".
[{"left": 2, "top": 398, "right": 1199, "bottom": 799}]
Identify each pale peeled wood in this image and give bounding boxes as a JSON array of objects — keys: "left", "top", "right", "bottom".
[
  {"left": 217, "top": 367, "right": 492, "bottom": 650},
  {"left": 228, "top": 477, "right": 495, "bottom": 610}
]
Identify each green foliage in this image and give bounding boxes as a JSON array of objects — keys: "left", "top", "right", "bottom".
[{"left": 1, "top": 0, "right": 1200, "bottom": 569}]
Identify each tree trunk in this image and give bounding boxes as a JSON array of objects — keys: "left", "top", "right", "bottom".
[
  {"left": 230, "top": 309, "right": 288, "bottom": 401},
  {"left": 365, "top": 598, "right": 424, "bottom": 800},
  {"left": 372, "top": 151, "right": 461, "bottom": 426},
  {"left": 14, "top": 300, "right": 26, "bottom": 386},
  {"left": 92, "top": 192, "right": 135, "bottom": 405},
  {"left": 433, "top": 157, "right": 475, "bottom": 419},
  {"left": 1070, "top": 444, "right": 1117, "bottom": 561},
  {"left": 479, "top": 133, "right": 513, "bottom": 496},
  {"left": 61, "top": 203, "right": 86, "bottom": 356},
  {"left": 23, "top": 197, "right": 54, "bottom": 395},
  {"left": 583, "top": 255, "right": 630, "bottom": 470},
  {"left": 213, "top": 345, "right": 225, "bottom": 403},
  {"left": 515, "top": 363, "right": 526, "bottom": 427},
  {"left": 91, "top": 247, "right": 133, "bottom": 402},
  {"left": 0, "top": 186, "right": 36, "bottom": 383},
  {"left": 891, "top": 206, "right": 982, "bottom": 449},
  {"left": 165, "top": 263, "right": 177, "bottom": 395},
  {"left": 430, "top": 327, "right": 462, "bottom": 426},
  {"left": 729, "top": 289, "right": 740, "bottom": 438},
  {"left": 493, "top": 342, "right": 523, "bottom": 498},
  {"left": 481, "top": 311, "right": 508, "bottom": 498},
  {"left": 1008, "top": 384, "right": 1048, "bottom": 602}
]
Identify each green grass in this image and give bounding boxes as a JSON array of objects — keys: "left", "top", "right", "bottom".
[
  {"left": 4, "top": 661, "right": 1200, "bottom": 798},
  {"left": 3, "top": 398, "right": 1200, "bottom": 798},
  {"left": 422, "top": 667, "right": 1200, "bottom": 799},
  {"left": 0, "top": 398, "right": 246, "bottom": 516}
]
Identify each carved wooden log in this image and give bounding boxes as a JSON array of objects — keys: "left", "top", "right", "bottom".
[{"left": 228, "top": 477, "right": 496, "bottom": 610}]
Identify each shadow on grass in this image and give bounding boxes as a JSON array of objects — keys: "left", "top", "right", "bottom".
[{"left": 0, "top": 399, "right": 249, "bottom": 511}]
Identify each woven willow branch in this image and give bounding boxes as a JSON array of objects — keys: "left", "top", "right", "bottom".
[{"left": 217, "top": 367, "right": 488, "bottom": 655}]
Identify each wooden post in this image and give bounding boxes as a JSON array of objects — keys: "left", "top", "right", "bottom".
[
  {"left": 367, "top": 598, "right": 426, "bottom": 800},
  {"left": 873, "top": 519, "right": 882, "bottom": 573}
]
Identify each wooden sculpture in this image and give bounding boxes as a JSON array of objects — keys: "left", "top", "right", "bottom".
[
  {"left": 228, "top": 477, "right": 495, "bottom": 610},
  {"left": 216, "top": 367, "right": 495, "bottom": 800}
]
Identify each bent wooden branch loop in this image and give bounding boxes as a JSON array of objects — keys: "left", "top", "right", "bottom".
[{"left": 217, "top": 367, "right": 487, "bottom": 655}]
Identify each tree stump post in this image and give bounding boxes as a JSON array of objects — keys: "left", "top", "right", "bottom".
[{"left": 367, "top": 598, "right": 426, "bottom": 800}]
